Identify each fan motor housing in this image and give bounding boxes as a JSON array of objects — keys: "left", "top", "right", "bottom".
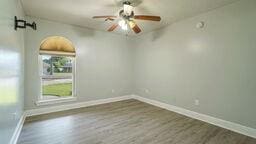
[{"left": 119, "top": 10, "right": 134, "bottom": 20}]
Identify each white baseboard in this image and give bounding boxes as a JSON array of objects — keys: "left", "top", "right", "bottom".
[
  {"left": 25, "top": 95, "right": 132, "bottom": 117},
  {"left": 132, "top": 95, "right": 256, "bottom": 139},
  {"left": 9, "top": 113, "right": 26, "bottom": 144}
]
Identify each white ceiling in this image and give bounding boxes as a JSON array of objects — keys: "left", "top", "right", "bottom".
[{"left": 21, "top": 0, "right": 239, "bottom": 35}]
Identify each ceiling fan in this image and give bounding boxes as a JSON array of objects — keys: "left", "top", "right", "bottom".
[{"left": 92, "top": 1, "right": 161, "bottom": 34}]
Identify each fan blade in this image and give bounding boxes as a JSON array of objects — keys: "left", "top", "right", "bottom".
[
  {"left": 128, "top": 20, "right": 141, "bottom": 34},
  {"left": 93, "top": 16, "right": 117, "bottom": 19},
  {"left": 108, "top": 24, "right": 118, "bottom": 32},
  {"left": 105, "top": 18, "right": 115, "bottom": 21},
  {"left": 134, "top": 15, "right": 161, "bottom": 21}
]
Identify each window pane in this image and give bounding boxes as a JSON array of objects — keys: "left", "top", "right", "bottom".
[
  {"left": 42, "top": 55, "right": 73, "bottom": 76},
  {"left": 41, "top": 55, "right": 73, "bottom": 99},
  {"left": 42, "top": 78, "right": 72, "bottom": 97},
  {"left": 42, "top": 55, "right": 52, "bottom": 76}
]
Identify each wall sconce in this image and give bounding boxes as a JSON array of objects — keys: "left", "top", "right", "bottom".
[{"left": 14, "top": 16, "right": 37, "bottom": 30}]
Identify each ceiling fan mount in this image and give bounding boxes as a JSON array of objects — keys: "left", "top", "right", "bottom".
[
  {"left": 123, "top": 1, "right": 131, "bottom": 5},
  {"left": 115, "top": 0, "right": 141, "bottom": 7},
  {"left": 92, "top": 0, "right": 161, "bottom": 34}
]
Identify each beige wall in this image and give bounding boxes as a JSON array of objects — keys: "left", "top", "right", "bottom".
[
  {"left": 24, "top": 17, "right": 134, "bottom": 110},
  {"left": 133, "top": 0, "right": 256, "bottom": 129},
  {"left": 0, "top": 0, "right": 25, "bottom": 143}
]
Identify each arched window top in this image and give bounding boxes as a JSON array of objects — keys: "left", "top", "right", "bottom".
[{"left": 39, "top": 36, "right": 76, "bottom": 57}]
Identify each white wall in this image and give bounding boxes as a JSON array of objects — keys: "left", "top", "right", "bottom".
[
  {"left": 134, "top": 0, "right": 256, "bottom": 129},
  {"left": 25, "top": 17, "right": 134, "bottom": 110},
  {"left": 0, "top": 0, "right": 25, "bottom": 143}
]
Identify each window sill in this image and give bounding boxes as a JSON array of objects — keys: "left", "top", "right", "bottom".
[{"left": 36, "top": 97, "right": 77, "bottom": 106}]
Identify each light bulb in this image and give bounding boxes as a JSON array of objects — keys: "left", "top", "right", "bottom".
[
  {"left": 118, "top": 20, "right": 128, "bottom": 30},
  {"left": 118, "top": 20, "right": 125, "bottom": 27},
  {"left": 122, "top": 24, "right": 128, "bottom": 30}
]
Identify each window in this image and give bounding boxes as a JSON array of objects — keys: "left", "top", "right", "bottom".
[
  {"left": 41, "top": 55, "right": 74, "bottom": 97},
  {"left": 37, "top": 36, "right": 76, "bottom": 105}
]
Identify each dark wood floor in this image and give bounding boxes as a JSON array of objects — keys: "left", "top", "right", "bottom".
[{"left": 18, "top": 99, "right": 256, "bottom": 144}]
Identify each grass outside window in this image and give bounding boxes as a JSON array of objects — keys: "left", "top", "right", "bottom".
[{"left": 43, "top": 83, "right": 72, "bottom": 97}]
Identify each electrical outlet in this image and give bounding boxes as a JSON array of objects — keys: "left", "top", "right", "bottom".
[{"left": 194, "top": 99, "right": 199, "bottom": 106}]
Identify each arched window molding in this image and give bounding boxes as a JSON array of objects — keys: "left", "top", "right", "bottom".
[
  {"left": 37, "top": 36, "right": 76, "bottom": 106},
  {"left": 39, "top": 36, "right": 76, "bottom": 56}
]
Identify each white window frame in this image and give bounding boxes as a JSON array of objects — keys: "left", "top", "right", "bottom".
[{"left": 36, "top": 54, "right": 77, "bottom": 106}]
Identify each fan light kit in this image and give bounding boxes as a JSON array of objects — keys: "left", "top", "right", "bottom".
[
  {"left": 118, "top": 20, "right": 128, "bottom": 30},
  {"left": 92, "top": 1, "right": 161, "bottom": 34}
]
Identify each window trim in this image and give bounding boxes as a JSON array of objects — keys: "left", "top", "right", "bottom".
[
  {"left": 36, "top": 97, "right": 77, "bottom": 106},
  {"left": 37, "top": 54, "right": 76, "bottom": 106}
]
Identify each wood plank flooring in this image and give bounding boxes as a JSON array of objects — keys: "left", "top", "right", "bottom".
[{"left": 18, "top": 99, "right": 256, "bottom": 144}]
